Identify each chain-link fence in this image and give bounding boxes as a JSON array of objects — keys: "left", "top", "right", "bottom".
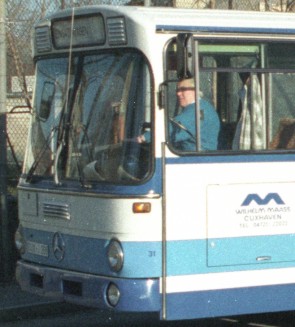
[{"left": 4, "top": 0, "right": 295, "bottom": 192}]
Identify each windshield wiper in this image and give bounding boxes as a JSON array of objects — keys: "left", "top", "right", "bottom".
[
  {"left": 53, "top": 139, "right": 64, "bottom": 185},
  {"left": 26, "top": 126, "right": 58, "bottom": 183}
]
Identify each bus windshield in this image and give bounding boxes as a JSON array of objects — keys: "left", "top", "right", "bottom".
[{"left": 25, "top": 51, "right": 152, "bottom": 184}]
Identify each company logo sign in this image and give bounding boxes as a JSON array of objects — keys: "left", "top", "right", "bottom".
[
  {"left": 241, "top": 193, "right": 285, "bottom": 206},
  {"left": 207, "top": 184, "right": 295, "bottom": 239},
  {"left": 235, "top": 192, "right": 291, "bottom": 230}
]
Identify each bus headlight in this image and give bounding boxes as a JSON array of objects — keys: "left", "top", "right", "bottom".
[
  {"left": 107, "top": 239, "right": 124, "bottom": 272},
  {"left": 106, "top": 283, "right": 120, "bottom": 307},
  {"left": 15, "top": 225, "right": 25, "bottom": 255}
]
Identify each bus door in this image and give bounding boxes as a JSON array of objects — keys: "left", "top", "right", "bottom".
[{"left": 161, "top": 34, "right": 295, "bottom": 320}]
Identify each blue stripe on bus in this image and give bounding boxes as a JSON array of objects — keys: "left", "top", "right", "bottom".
[
  {"left": 17, "top": 257, "right": 295, "bottom": 319},
  {"left": 22, "top": 154, "right": 295, "bottom": 195},
  {"left": 22, "top": 227, "right": 295, "bottom": 278},
  {"left": 26, "top": 161, "right": 163, "bottom": 196},
  {"left": 22, "top": 228, "right": 162, "bottom": 278},
  {"left": 166, "top": 235, "right": 295, "bottom": 275},
  {"left": 164, "top": 283, "right": 295, "bottom": 320},
  {"left": 156, "top": 24, "right": 295, "bottom": 35},
  {"left": 165, "top": 153, "right": 295, "bottom": 165},
  {"left": 17, "top": 257, "right": 295, "bottom": 318}
]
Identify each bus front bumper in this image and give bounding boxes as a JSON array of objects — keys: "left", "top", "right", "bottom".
[{"left": 16, "top": 260, "right": 160, "bottom": 312}]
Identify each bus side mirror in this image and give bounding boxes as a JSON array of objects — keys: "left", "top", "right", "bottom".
[
  {"left": 176, "top": 33, "right": 194, "bottom": 79},
  {"left": 39, "top": 82, "right": 55, "bottom": 121}
]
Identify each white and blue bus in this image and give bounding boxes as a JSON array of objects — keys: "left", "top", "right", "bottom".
[{"left": 15, "top": 4, "right": 295, "bottom": 320}]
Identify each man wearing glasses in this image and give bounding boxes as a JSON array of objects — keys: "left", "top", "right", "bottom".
[
  {"left": 171, "top": 78, "right": 220, "bottom": 151},
  {"left": 138, "top": 78, "right": 220, "bottom": 151}
]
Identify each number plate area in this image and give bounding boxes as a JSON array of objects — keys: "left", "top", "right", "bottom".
[{"left": 27, "top": 241, "right": 49, "bottom": 257}]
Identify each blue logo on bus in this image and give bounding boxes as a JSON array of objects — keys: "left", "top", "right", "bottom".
[{"left": 241, "top": 193, "right": 285, "bottom": 206}]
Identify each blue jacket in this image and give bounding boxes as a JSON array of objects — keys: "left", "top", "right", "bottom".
[{"left": 171, "top": 99, "right": 220, "bottom": 151}]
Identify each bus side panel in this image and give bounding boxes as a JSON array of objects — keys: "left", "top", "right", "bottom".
[{"left": 163, "top": 155, "right": 295, "bottom": 320}]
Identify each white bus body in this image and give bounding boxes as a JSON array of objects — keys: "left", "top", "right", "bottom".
[{"left": 15, "top": 5, "right": 295, "bottom": 320}]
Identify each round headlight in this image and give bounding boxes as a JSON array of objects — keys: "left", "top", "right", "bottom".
[
  {"left": 15, "top": 224, "right": 25, "bottom": 255},
  {"left": 106, "top": 283, "right": 120, "bottom": 307},
  {"left": 107, "top": 239, "right": 124, "bottom": 272}
]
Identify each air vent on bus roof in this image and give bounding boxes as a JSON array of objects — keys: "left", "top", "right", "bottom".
[
  {"left": 107, "top": 17, "right": 127, "bottom": 46},
  {"left": 35, "top": 26, "right": 52, "bottom": 53}
]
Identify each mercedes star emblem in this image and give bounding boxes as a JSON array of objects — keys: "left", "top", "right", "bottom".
[{"left": 52, "top": 232, "right": 65, "bottom": 261}]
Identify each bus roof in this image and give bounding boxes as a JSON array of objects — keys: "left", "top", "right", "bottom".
[{"left": 46, "top": 5, "right": 295, "bottom": 35}]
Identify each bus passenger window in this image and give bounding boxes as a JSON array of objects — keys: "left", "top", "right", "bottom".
[{"left": 165, "top": 40, "right": 295, "bottom": 153}]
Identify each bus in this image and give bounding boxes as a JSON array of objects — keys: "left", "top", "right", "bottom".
[{"left": 15, "top": 4, "right": 295, "bottom": 321}]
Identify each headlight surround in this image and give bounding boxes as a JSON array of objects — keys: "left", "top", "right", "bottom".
[
  {"left": 107, "top": 239, "right": 124, "bottom": 272},
  {"left": 15, "top": 224, "right": 25, "bottom": 255}
]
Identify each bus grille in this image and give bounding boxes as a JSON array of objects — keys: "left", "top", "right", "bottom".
[
  {"left": 107, "top": 17, "right": 127, "bottom": 45},
  {"left": 43, "top": 202, "right": 70, "bottom": 220},
  {"left": 35, "top": 26, "right": 52, "bottom": 53}
]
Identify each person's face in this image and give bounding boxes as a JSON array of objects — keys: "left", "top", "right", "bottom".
[{"left": 176, "top": 80, "right": 195, "bottom": 107}]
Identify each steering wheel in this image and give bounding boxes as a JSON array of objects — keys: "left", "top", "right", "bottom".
[{"left": 169, "top": 117, "right": 196, "bottom": 141}]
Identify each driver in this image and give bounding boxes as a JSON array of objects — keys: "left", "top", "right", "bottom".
[{"left": 138, "top": 78, "right": 220, "bottom": 151}]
